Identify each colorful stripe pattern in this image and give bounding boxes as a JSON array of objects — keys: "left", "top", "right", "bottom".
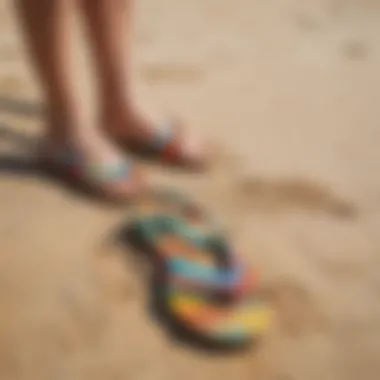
[
  {"left": 169, "top": 290, "right": 272, "bottom": 341},
  {"left": 128, "top": 190, "right": 272, "bottom": 346},
  {"left": 45, "top": 148, "right": 134, "bottom": 187},
  {"left": 133, "top": 219, "right": 246, "bottom": 297},
  {"left": 130, "top": 123, "right": 186, "bottom": 164}
]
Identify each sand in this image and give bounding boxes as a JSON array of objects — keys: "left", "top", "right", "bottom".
[{"left": 1, "top": 0, "right": 380, "bottom": 379}]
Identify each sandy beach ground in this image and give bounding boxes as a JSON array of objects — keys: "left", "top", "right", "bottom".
[{"left": 1, "top": 0, "right": 380, "bottom": 379}]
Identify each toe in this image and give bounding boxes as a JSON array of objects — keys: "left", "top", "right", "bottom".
[
  {"left": 180, "top": 132, "right": 211, "bottom": 169},
  {"left": 106, "top": 167, "right": 146, "bottom": 200}
]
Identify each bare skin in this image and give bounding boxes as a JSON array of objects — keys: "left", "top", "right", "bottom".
[
  {"left": 15, "top": 0, "right": 205, "bottom": 200},
  {"left": 80, "top": 0, "right": 150, "bottom": 131},
  {"left": 15, "top": 0, "right": 145, "bottom": 199},
  {"left": 80, "top": 0, "right": 207, "bottom": 167}
]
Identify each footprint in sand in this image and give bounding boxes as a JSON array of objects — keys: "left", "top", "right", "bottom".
[
  {"left": 341, "top": 40, "right": 369, "bottom": 61},
  {"left": 235, "top": 177, "right": 357, "bottom": 218},
  {"left": 140, "top": 63, "right": 205, "bottom": 84},
  {"left": 263, "top": 280, "right": 326, "bottom": 337},
  {"left": 0, "top": 76, "right": 25, "bottom": 95},
  {"left": 295, "top": 13, "right": 321, "bottom": 32},
  {"left": 93, "top": 239, "right": 142, "bottom": 304}
]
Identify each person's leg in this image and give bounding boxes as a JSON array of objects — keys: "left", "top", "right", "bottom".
[
  {"left": 79, "top": 0, "right": 207, "bottom": 168},
  {"left": 15, "top": 0, "right": 87, "bottom": 141},
  {"left": 79, "top": 0, "right": 136, "bottom": 125},
  {"left": 15, "top": 0, "right": 141, "bottom": 199}
]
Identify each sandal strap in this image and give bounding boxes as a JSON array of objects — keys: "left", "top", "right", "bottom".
[
  {"left": 87, "top": 161, "right": 132, "bottom": 184},
  {"left": 150, "top": 123, "right": 175, "bottom": 152},
  {"left": 168, "top": 258, "right": 243, "bottom": 287},
  {"left": 49, "top": 147, "right": 133, "bottom": 184},
  {"left": 139, "top": 122, "right": 186, "bottom": 163}
]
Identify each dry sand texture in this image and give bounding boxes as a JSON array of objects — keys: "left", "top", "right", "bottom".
[{"left": 1, "top": 0, "right": 380, "bottom": 379}]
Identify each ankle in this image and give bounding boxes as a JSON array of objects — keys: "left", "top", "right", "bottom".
[{"left": 45, "top": 107, "right": 93, "bottom": 144}]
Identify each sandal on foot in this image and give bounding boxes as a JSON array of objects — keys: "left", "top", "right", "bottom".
[
  {"left": 38, "top": 146, "right": 142, "bottom": 201},
  {"left": 118, "top": 122, "right": 208, "bottom": 169}
]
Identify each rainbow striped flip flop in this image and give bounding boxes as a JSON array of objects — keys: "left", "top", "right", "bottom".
[
  {"left": 126, "top": 215, "right": 271, "bottom": 347},
  {"left": 124, "top": 205, "right": 271, "bottom": 348}
]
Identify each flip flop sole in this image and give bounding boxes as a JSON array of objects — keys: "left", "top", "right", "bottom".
[{"left": 165, "top": 288, "right": 272, "bottom": 347}]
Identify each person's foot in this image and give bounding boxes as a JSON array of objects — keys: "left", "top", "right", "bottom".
[
  {"left": 39, "top": 126, "right": 144, "bottom": 201},
  {"left": 103, "top": 105, "right": 210, "bottom": 169}
]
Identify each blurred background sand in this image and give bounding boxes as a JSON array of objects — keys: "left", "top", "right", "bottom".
[{"left": 0, "top": 0, "right": 380, "bottom": 379}]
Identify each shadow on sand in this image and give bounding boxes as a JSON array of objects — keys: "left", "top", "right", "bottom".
[
  {"left": 0, "top": 95, "right": 43, "bottom": 118},
  {"left": 0, "top": 95, "right": 261, "bottom": 353},
  {"left": 0, "top": 95, "right": 43, "bottom": 179},
  {"left": 0, "top": 121, "right": 116, "bottom": 205}
]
